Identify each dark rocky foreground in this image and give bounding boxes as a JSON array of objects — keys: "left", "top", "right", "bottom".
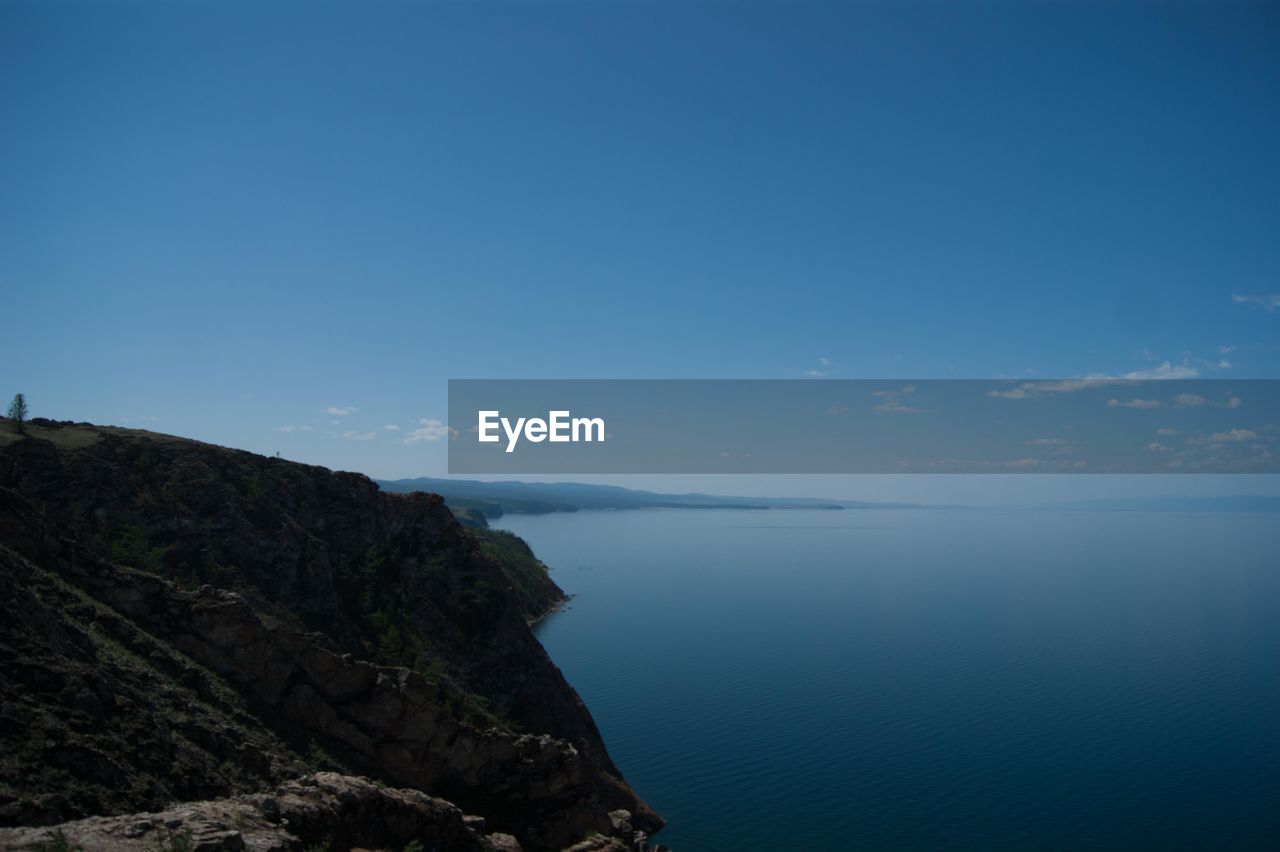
[
  {"left": 0, "top": 420, "right": 664, "bottom": 851},
  {"left": 0, "top": 773, "right": 648, "bottom": 852}
]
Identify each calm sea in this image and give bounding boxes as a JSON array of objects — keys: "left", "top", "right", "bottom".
[{"left": 497, "top": 508, "right": 1280, "bottom": 850}]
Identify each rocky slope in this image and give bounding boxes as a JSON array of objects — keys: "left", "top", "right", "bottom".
[
  {"left": 0, "top": 773, "right": 523, "bottom": 851},
  {"left": 0, "top": 419, "right": 663, "bottom": 851}
]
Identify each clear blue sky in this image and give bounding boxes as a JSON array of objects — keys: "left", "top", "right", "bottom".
[{"left": 2, "top": 0, "right": 1277, "bottom": 500}]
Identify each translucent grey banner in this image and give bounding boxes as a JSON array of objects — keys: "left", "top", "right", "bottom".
[{"left": 448, "top": 380, "right": 1280, "bottom": 474}]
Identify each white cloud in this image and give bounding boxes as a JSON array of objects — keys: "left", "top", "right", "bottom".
[
  {"left": 1147, "top": 442, "right": 1172, "bottom": 452},
  {"left": 818, "top": 356, "right": 832, "bottom": 366},
  {"left": 873, "top": 385, "right": 916, "bottom": 397},
  {"left": 1156, "top": 427, "right": 1179, "bottom": 436},
  {"left": 874, "top": 400, "right": 925, "bottom": 414},
  {"left": 989, "top": 378, "right": 1123, "bottom": 399},
  {"left": 1107, "top": 398, "right": 1161, "bottom": 409},
  {"left": 402, "top": 418, "right": 454, "bottom": 444},
  {"left": 273, "top": 425, "right": 312, "bottom": 433},
  {"left": 803, "top": 369, "right": 828, "bottom": 377},
  {"left": 1232, "top": 293, "right": 1280, "bottom": 312},
  {"left": 990, "top": 361, "right": 1202, "bottom": 403},
  {"left": 342, "top": 430, "right": 377, "bottom": 441},
  {"left": 1121, "top": 361, "right": 1198, "bottom": 380},
  {"left": 916, "top": 457, "right": 1086, "bottom": 472},
  {"left": 384, "top": 424, "right": 401, "bottom": 431},
  {"left": 1173, "top": 393, "right": 1208, "bottom": 407},
  {"left": 1219, "top": 396, "right": 1242, "bottom": 409},
  {"left": 1022, "top": 437, "right": 1078, "bottom": 455},
  {"left": 1218, "top": 345, "right": 1239, "bottom": 354},
  {"left": 873, "top": 386, "right": 922, "bottom": 413},
  {"left": 1217, "top": 359, "right": 1232, "bottom": 369},
  {"left": 1207, "top": 428, "right": 1258, "bottom": 444},
  {"left": 326, "top": 406, "right": 358, "bottom": 416},
  {"left": 1029, "top": 378, "right": 1120, "bottom": 392}
]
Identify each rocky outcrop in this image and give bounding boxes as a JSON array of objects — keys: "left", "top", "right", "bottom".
[
  {"left": 0, "top": 422, "right": 663, "bottom": 850},
  {"left": 0, "top": 527, "right": 314, "bottom": 827},
  {"left": 0, "top": 772, "right": 520, "bottom": 851},
  {"left": 0, "top": 421, "right": 580, "bottom": 745}
]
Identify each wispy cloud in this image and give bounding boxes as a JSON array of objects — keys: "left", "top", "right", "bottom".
[
  {"left": 273, "top": 425, "right": 312, "bottom": 433},
  {"left": 1232, "top": 293, "right": 1280, "bottom": 312},
  {"left": 803, "top": 356, "right": 834, "bottom": 377},
  {"left": 875, "top": 400, "right": 925, "bottom": 414},
  {"left": 326, "top": 406, "right": 358, "bottom": 416},
  {"left": 1023, "top": 437, "right": 1078, "bottom": 455},
  {"left": 1122, "top": 361, "right": 1198, "bottom": 380},
  {"left": 384, "top": 424, "right": 400, "bottom": 431},
  {"left": 341, "top": 430, "right": 377, "bottom": 441},
  {"left": 873, "top": 385, "right": 916, "bottom": 398},
  {"left": 402, "top": 418, "right": 454, "bottom": 444},
  {"left": 1103, "top": 392, "right": 1233, "bottom": 410},
  {"left": 1206, "top": 428, "right": 1258, "bottom": 444},
  {"left": 988, "top": 387, "right": 1031, "bottom": 399},
  {"left": 873, "top": 385, "right": 924, "bottom": 414},
  {"left": 989, "top": 378, "right": 1120, "bottom": 399},
  {"left": 917, "top": 457, "right": 1087, "bottom": 472},
  {"left": 989, "top": 361, "right": 1202, "bottom": 401}
]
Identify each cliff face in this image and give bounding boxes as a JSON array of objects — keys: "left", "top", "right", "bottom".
[{"left": 0, "top": 420, "right": 662, "bottom": 851}]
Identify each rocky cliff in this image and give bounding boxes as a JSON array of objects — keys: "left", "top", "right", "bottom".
[{"left": 0, "top": 419, "right": 663, "bottom": 851}]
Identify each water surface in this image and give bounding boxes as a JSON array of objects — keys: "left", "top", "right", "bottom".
[{"left": 498, "top": 508, "right": 1280, "bottom": 850}]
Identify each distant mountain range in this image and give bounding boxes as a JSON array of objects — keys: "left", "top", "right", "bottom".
[
  {"left": 376, "top": 477, "right": 922, "bottom": 517},
  {"left": 378, "top": 477, "right": 1280, "bottom": 518}
]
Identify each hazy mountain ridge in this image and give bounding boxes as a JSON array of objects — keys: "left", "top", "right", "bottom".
[
  {"left": 380, "top": 476, "right": 1280, "bottom": 518},
  {"left": 377, "top": 476, "right": 915, "bottom": 516}
]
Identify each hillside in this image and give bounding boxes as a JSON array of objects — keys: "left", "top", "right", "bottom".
[{"left": 0, "top": 419, "right": 663, "bottom": 851}]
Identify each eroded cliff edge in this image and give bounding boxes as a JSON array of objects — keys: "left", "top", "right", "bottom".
[{"left": 0, "top": 420, "right": 663, "bottom": 851}]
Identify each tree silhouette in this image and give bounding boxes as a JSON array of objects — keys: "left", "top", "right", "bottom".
[{"left": 7, "top": 393, "right": 28, "bottom": 434}]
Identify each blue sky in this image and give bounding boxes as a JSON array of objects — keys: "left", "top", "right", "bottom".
[{"left": 2, "top": 0, "right": 1277, "bottom": 499}]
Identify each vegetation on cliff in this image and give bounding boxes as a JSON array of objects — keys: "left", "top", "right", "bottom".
[{"left": 0, "top": 419, "right": 662, "bottom": 851}]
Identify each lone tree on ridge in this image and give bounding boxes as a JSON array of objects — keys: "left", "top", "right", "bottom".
[{"left": 8, "top": 393, "right": 28, "bottom": 433}]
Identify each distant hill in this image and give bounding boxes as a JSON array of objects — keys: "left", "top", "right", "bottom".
[
  {"left": 376, "top": 477, "right": 923, "bottom": 517},
  {"left": 378, "top": 476, "right": 1280, "bottom": 519}
]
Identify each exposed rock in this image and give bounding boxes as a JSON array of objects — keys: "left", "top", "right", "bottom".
[
  {"left": 0, "top": 772, "right": 518, "bottom": 851},
  {"left": 0, "top": 423, "right": 664, "bottom": 850},
  {"left": 0, "top": 526, "right": 314, "bottom": 826}
]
